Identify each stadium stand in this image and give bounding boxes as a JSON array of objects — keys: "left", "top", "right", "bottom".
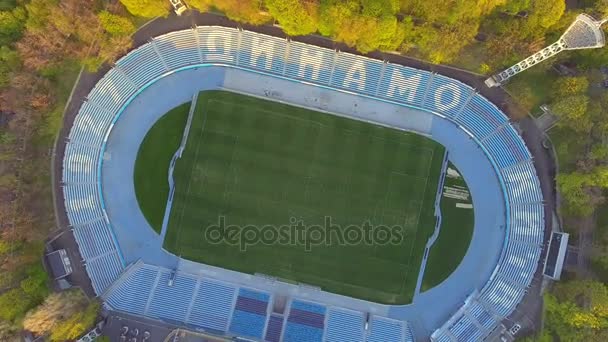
[
  {"left": 366, "top": 316, "right": 413, "bottom": 342},
  {"left": 283, "top": 300, "right": 326, "bottom": 342},
  {"left": 424, "top": 74, "right": 474, "bottom": 117},
  {"left": 187, "top": 279, "right": 236, "bottom": 332},
  {"left": 63, "top": 26, "right": 545, "bottom": 341},
  {"left": 376, "top": 64, "right": 430, "bottom": 107},
  {"left": 228, "top": 288, "right": 271, "bottom": 339},
  {"left": 265, "top": 314, "right": 285, "bottom": 342},
  {"left": 324, "top": 308, "right": 365, "bottom": 342}
]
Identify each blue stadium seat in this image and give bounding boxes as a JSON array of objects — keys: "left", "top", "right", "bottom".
[
  {"left": 65, "top": 26, "right": 545, "bottom": 341},
  {"left": 424, "top": 74, "right": 473, "bottom": 118},
  {"left": 115, "top": 42, "right": 167, "bottom": 89},
  {"left": 105, "top": 264, "right": 158, "bottom": 315},
  {"left": 367, "top": 316, "right": 408, "bottom": 342},
  {"left": 238, "top": 31, "right": 286, "bottom": 75},
  {"left": 153, "top": 30, "right": 201, "bottom": 70},
  {"left": 285, "top": 40, "right": 332, "bottom": 84},
  {"left": 147, "top": 271, "right": 197, "bottom": 322},
  {"left": 330, "top": 52, "right": 383, "bottom": 95},
  {"left": 197, "top": 26, "right": 239, "bottom": 64},
  {"left": 325, "top": 308, "right": 365, "bottom": 342},
  {"left": 188, "top": 279, "right": 236, "bottom": 332},
  {"left": 265, "top": 314, "right": 285, "bottom": 342},
  {"left": 376, "top": 64, "right": 430, "bottom": 107}
]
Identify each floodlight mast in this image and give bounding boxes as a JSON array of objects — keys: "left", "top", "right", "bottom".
[{"left": 485, "top": 14, "right": 608, "bottom": 88}]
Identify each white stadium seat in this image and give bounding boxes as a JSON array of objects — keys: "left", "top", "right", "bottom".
[{"left": 64, "top": 26, "right": 545, "bottom": 341}]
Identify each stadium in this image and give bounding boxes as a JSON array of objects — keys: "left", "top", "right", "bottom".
[{"left": 57, "top": 23, "right": 548, "bottom": 342}]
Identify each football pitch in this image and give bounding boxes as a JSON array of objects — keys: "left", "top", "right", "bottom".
[{"left": 137, "top": 90, "right": 446, "bottom": 304}]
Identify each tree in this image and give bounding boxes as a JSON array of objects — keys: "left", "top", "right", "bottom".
[
  {"left": 594, "top": 0, "right": 608, "bottom": 18},
  {"left": 552, "top": 95, "right": 591, "bottom": 132},
  {"left": 189, "top": 0, "right": 269, "bottom": 24},
  {"left": 119, "top": 0, "right": 170, "bottom": 18},
  {"left": 49, "top": 299, "right": 99, "bottom": 341},
  {"left": 553, "top": 76, "right": 589, "bottom": 99},
  {"left": 24, "top": 0, "right": 57, "bottom": 32},
  {"left": 413, "top": 20, "right": 480, "bottom": 64},
  {"left": 266, "top": 0, "right": 319, "bottom": 36},
  {"left": 214, "top": 0, "right": 270, "bottom": 25},
  {"left": 0, "top": 288, "right": 35, "bottom": 321},
  {"left": 0, "top": 46, "right": 20, "bottom": 88},
  {"left": 98, "top": 11, "right": 136, "bottom": 37},
  {"left": 23, "top": 290, "right": 95, "bottom": 339},
  {"left": 557, "top": 172, "right": 596, "bottom": 216},
  {"left": 0, "top": 6, "right": 26, "bottom": 45},
  {"left": 318, "top": 0, "right": 406, "bottom": 53},
  {"left": 526, "top": 0, "right": 566, "bottom": 32},
  {"left": 544, "top": 280, "right": 608, "bottom": 341}
]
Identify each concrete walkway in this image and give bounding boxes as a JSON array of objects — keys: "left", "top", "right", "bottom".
[
  {"left": 159, "top": 93, "right": 198, "bottom": 242},
  {"left": 413, "top": 150, "right": 450, "bottom": 299}
]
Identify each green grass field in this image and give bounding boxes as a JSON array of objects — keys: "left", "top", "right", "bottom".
[
  {"left": 422, "top": 162, "right": 474, "bottom": 291},
  {"left": 134, "top": 103, "right": 190, "bottom": 232},
  {"left": 135, "top": 90, "right": 459, "bottom": 304}
]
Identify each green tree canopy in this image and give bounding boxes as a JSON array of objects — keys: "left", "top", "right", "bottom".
[
  {"left": 552, "top": 95, "right": 591, "bottom": 132},
  {"left": 545, "top": 280, "right": 608, "bottom": 340},
  {"left": 318, "top": 0, "right": 405, "bottom": 53},
  {"left": 25, "top": 0, "right": 57, "bottom": 32},
  {"left": 23, "top": 290, "right": 98, "bottom": 341},
  {"left": 98, "top": 11, "right": 136, "bottom": 37},
  {"left": 557, "top": 172, "right": 596, "bottom": 216},
  {"left": 552, "top": 76, "right": 589, "bottom": 99},
  {"left": 413, "top": 20, "right": 480, "bottom": 64},
  {"left": 119, "top": 0, "right": 170, "bottom": 18},
  {"left": 0, "top": 6, "right": 26, "bottom": 45},
  {"left": 0, "top": 45, "right": 20, "bottom": 88},
  {"left": 266, "top": 0, "right": 319, "bottom": 36},
  {"left": 525, "top": 0, "right": 566, "bottom": 34}
]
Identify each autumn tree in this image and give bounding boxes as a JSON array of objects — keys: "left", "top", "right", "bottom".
[
  {"left": 0, "top": 46, "right": 19, "bottom": 88},
  {"left": 266, "top": 0, "right": 319, "bottom": 36},
  {"left": 0, "top": 6, "right": 26, "bottom": 45},
  {"left": 119, "top": 0, "right": 170, "bottom": 18},
  {"left": 552, "top": 76, "right": 590, "bottom": 98},
  {"left": 190, "top": 0, "right": 269, "bottom": 24},
  {"left": 98, "top": 10, "right": 136, "bottom": 37},
  {"left": 412, "top": 20, "right": 480, "bottom": 64},
  {"left": 23, "top": 290, "right": 98, "bottom": 341},
  {"left": 318, "top": 0, "right": 406, "bottom": 53},
  {"left": 544, "top": 280, "right": 608, "bottom": 341},
  {"left": 402, "top": 0, "right": 503, "bottom": 24},
  {"left": 549, "top": 76, "right": 592, "bottom": 132},
  {"left": 552, "top": 95, "right": 591, "bottom": 132}
]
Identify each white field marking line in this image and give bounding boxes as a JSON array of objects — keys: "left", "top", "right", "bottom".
[
  {"left": 399, "top": 147, "right": 436, "bottom": 292},
  {"left": 174, "top": 99, "right": 209, "bottom": 254}
]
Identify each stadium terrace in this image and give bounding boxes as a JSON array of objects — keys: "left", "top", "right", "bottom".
[
  {"left": 61, "top": 26, "right": 545, "bottom": 341},
  {"left": 201, "top": 32, "right": 465, "bottom": 114}
]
